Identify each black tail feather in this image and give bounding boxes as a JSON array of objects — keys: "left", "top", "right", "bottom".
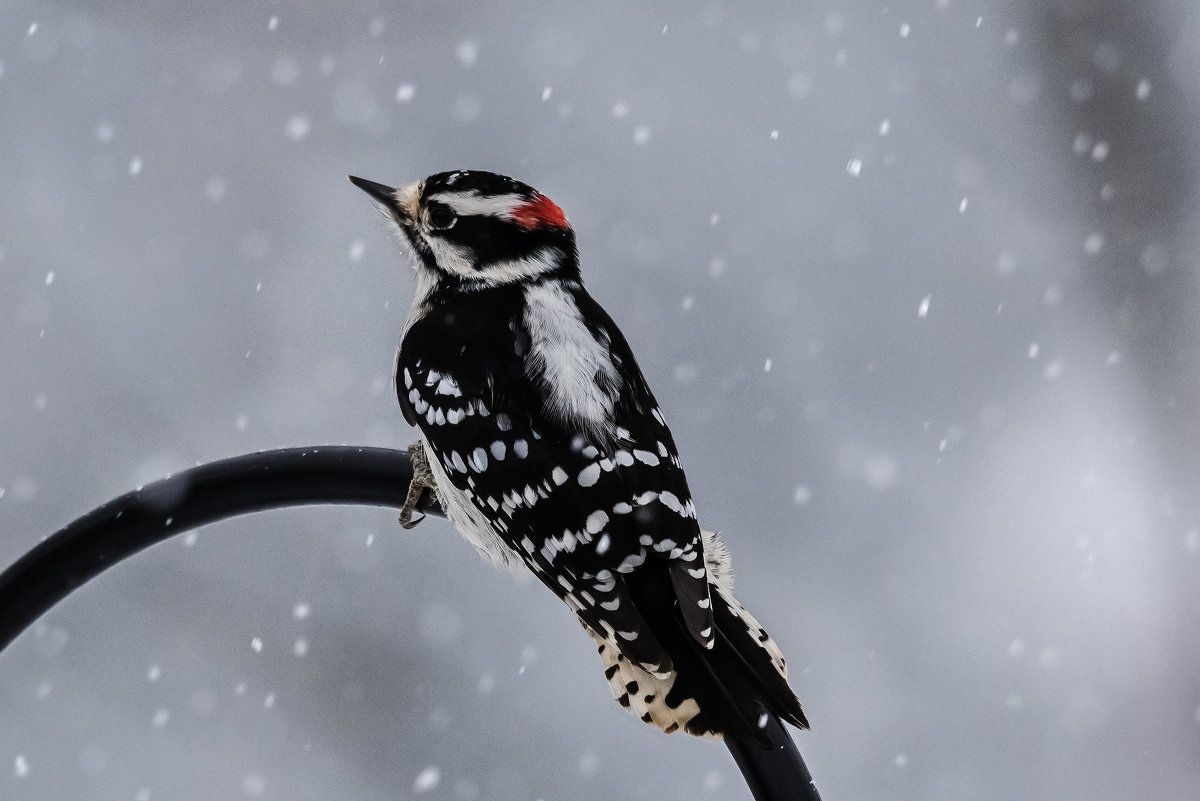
[
  {"left": 710, "top": 587, "right": 809, "bottom": 730},
  {"left": 623, "top": 565, "right": 807, "bottom": 746}
]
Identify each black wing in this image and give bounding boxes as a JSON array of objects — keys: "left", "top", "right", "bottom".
[{"left": 396, "top": 287, "right": 714, "bottom": 676}]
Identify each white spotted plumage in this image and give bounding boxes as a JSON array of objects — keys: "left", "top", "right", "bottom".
[{"left": 353, "top": 168, "right": 808, "bottom": 743}]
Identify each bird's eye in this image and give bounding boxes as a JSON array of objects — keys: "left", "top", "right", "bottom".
[{"left": 426, "top": 202, "right": 457, "bottom": 231}]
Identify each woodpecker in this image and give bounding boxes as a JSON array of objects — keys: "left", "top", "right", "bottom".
[{"left": 350, "top": 170, "right": 807, "bottom": 743}]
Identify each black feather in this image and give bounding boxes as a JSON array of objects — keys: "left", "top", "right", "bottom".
[{"left": 623, "top": 564, "right": 806, "bottom": 746}]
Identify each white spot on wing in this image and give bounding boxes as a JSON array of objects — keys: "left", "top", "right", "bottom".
[
  {"left": 633, "top": 449, "right": 659, "bottom": 466},
  {"left": 434, "top": 376, "right": 461, "bottom": 397},
  {"left": 617, "top": 550, "right": 646, "bottom": 572},
  {"left": 577, "top": 463, "right": 601, "bottom": 486},
  {"left": 659, "top": 491, "right": 682, "bottom": 513},
  {"left": 421, "top": 433, "right": 524, "bottom": 572},
  {"left": 585, "top": 510, "right": 609, "bottom": 534}
]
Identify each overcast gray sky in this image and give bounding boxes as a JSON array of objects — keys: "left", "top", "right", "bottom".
[{"left": 2, "top": 1, "right": 1199, "bottom": 799}]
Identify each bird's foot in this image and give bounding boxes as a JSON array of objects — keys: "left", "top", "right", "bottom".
[{"left": 398, "top": 440, "right": 438, "bottom": 529}]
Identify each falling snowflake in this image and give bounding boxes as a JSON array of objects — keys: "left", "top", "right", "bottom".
[
  {"left": 286, "top": 116, "right": 310, "bottom": 141},
  {"left": 413, "top": 766, "right": 441, "bottom": 793}
]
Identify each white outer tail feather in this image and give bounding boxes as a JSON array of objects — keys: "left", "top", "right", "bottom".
[{"left": 587, "top": 530, "right": 790, "bottom": 738}]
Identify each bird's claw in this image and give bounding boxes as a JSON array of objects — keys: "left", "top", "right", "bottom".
[{"left": 398, "top": 440, "right": 438, "bottom": 529}]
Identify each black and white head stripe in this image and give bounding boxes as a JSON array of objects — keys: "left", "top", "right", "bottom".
[
  {"left": 421, "top": 170, "right": 568, "bottom": 227},
  {"left": 354, "top": 170, "right": 574, "bottom": 286}
]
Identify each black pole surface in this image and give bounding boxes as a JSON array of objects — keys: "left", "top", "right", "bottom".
[
  {"left": 727, "top": 713, "right": 824, "bottom": 801},
  {"left": 0, "top": 445, "right": 820, "bottom": 801}
]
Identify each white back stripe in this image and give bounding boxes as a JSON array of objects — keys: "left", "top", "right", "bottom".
[{"left": 524, "top": 282, "right": 619, "bottom": 440}]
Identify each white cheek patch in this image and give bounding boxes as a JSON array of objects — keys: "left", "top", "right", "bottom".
[
  {"left": 476, "top": 246, "right": 562, "bottom": 284},
  {"left": 423, "top": 235, "right": 476, "bottom": 278},
  {"left": 421, "top": 238, "right": 561, "bottom": 286}
]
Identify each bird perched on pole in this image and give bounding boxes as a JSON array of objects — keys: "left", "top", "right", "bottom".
[{"left": 350, "top": 169, "right": 807, "bottom": 743}]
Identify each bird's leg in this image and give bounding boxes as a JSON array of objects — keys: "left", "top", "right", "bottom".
[{"left": 399, "top": 440, "right": 438, "bottom": 529}]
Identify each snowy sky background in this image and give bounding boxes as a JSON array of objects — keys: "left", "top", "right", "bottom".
[{"left": 2, "top": 1, "right": 1199, "bottom": 799}]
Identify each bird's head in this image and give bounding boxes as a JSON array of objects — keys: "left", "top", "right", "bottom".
[{"left": 349, "top": 170, "right": 578, "bottom": 288}]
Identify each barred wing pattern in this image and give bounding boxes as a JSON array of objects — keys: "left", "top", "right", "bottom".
[
  {"left": 396, "top": 286, "right": 713, "bottom": 676},
  {"left": 395, "top": 283, "right": 805, "bottom": 741}
]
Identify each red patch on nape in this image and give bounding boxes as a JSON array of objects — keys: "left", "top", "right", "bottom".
[{"left": 511, "top": 193, "right": 569, "bottom": 231}]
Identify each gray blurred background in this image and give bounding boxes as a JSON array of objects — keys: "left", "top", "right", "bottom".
[{"left": 2, "top": 1, "right": 1199, "bottom": 799}]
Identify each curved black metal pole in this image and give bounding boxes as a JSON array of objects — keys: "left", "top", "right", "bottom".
[
  {"left": 0, "top": 445, "right": 820, "bottom": 801},
  {"left": 0, "top": 446, "right": 433, "bottom": 654},
  {"left": 728, "top": 713, "right": 823, "bottom": 800}
]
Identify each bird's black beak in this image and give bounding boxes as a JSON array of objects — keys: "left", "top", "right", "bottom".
[{"left": 349, "top": 175, "right": 398, "bottom": 208}]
